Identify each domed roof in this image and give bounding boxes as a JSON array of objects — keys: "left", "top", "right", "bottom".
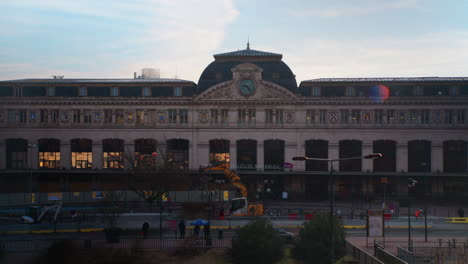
[{"left": 197, "top": 45, "right": 298, "bottom": 94}]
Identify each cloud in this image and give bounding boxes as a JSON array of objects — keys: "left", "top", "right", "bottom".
[
  {"left": 283, "top": 31, "right": 468, "bottom": 82},
  {"left": 0, "top": 0, "right": 239, "bottom": 81},
  {"left": 288, "top": 0, "right": 422, "bottom": 18}
]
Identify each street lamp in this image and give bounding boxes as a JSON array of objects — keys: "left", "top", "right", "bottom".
[
  {"left": 408, "top": 177, "right": 418, "bottom": 249},
  {"left": 293, "top": 153, "right": 382, "bottom": 264},
  {"left": 27, "top": 143, "right": 37, "bottom": 204},
  {"left": 421, "top": 162, "right": 429, "bottom": 242}
]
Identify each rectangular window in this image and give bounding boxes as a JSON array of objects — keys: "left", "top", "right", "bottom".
[
  {"left": 115, "top": 110, "right": 124, "bottom": 124},
  {"left": 387, "top": 110, "right": 394, "bottom": 124},
  {"left": 210, "top": 109, "right": 218, "bottom": 124},
  {"left": 346, "top": 87, "right": 355, "bottom": 97},
  {"left": 168, "top": 109, "right": 177, "bottom": 124},
  {"left": 449, "top": 86, "right": 460, "bottom": 96},
  {"left": 374, "top": 110, "right": 383, "bottom": 124},
  {"left": 414, "top": 86, "right": 424, "bottom": 96},
  {"left": 180, "top": 110, "right": 188, "bottom": 124},
  {"left": 51, "top": 110, "right": 59, "bottom": 124},
  {"left": 319, "top": 110, "right": 326, "bottom": 124},
  {"left": 84, "top": 111, "right": 92, "bottom": 123},
  {"left": 248, "top": 109, "right": 256, "bottom": 125},
  {"left": 351, "top": 110, "right": 360, "bottom": 123},
  {"left": 142, "top": 87, "right": 151, "bottom": 97},
  {"left": 265, "top": 109, "right": 273, "bottom": 124},
  {"left": 312, "top": 87, "right": 321, "bottom": 97},
  {"left": 78, "top": 87, "right": 87, "bottom": 96},
  {"left": 103, "top": 152, "right": 123, "bottom": 169},
  {"left": 104, "top": 110, "right": 112, "bottom": 123},
  {"left": 7, "top": 110, "right": 16, "bottom": 123},
  {"left": 275, "top": 109, "right": 284, "bottom": 124},
  {"left": 409, "top": 110, "right": 417, "bottom": 124},
  {"left": 341, "top": 110, "right": 349, "bottom": 124},
  {"left": 306, "top": 110, "right": 315, "bottom": 124},
  {"left": 46, "top": 87, "right": 55, "bottom": 96},
  {"left": 15, "top": 87, "right": 22, "bottom": 97},
  {"left": 110, "top": 87, "right": 119, "bottom": 96},
  {"left": 220, "top": 109, "right": 228, "bottom": 124},
  {"left": 456, "top": 110, "right": 465, "bottom": 124},
  {"left": 18, "top": 110, "right": 27, "bottom": 124},
  {"left": 73, "top": 110, "right": 80, "bottom": 124},
  {"left": 40, "top": 109, "right": 48, "bottom": 123},
  {"left": 174, "top": 87, "right": 182, "bottom": 96},
  {"left": 136, "top": 110, "right": 145, "bottom": 125},
  {"left": 39, "top": 152, "right": 61, "bottom": 169},
  {"left": 445, "top": 110, "right": 453, "bottom": 124},
  {"left": 72, "top": 152, "right": 92, "bottom": 169},
  {"left": 421, "top": 110, "right": 430, "bottom": 124}
]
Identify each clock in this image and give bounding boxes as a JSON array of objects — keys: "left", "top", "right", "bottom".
[{"left": 239, "top": 79, "right": 256, "bottom": 96}]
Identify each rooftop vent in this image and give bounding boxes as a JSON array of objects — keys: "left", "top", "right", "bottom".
[{"left": 52, "top": 75, "right": 64, "bottom": 79}]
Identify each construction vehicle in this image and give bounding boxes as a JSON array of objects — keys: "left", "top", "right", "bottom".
[
  {"left": 201, "top": 163, "right": 263, "bottom": 216},
  {"left": 24, "top": 202, "right": 63, "bottom": 223}
]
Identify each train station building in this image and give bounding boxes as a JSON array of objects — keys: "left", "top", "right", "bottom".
[{"left": 1, "top": 44, "right": 467, "bottom": 204}]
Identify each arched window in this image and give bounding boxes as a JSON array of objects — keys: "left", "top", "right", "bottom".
[
  {"left": 443, "top": 140, "right": 467, "bottom": 173},
  {"left": 135, "top": 139, "right": 157, "bottom": 169},
  {"left": 6, "top": 138, "right": 28, "bottom": 169},
  {"left": 408, "top": 140, "right": 431, "bottom": 172},
  {"left": 209, "top": 139, "right": 230, "bottom": 166},
  {"left": 103, "top": 139, "right": 124, "bottom": 169},
  {"left": 264, "top": 139, "right": 284, "bottom": 171},
  {"left": 373, "top": 140, "right": 396, "bottom": 172},
  {"left": 166, "top": 139, "right": 189, "bottom": 170},
  {"left": 305, "top": 140, "right": 328, "bottom": 171},
  {"left": 339, "top": 140, "right": 362, "bottom": 172},
  {"left": 237, "top": 139, "right": 257, "bottom": 171},
  {"left": 71, "top": 139, "right": 92, "bottom": 169},
  {"left": 38, "top": 138, "right": 61, "bottom": 169}
]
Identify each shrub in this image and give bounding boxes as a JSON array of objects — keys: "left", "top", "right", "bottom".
[
  {"left": 292, "top": 213, "right": 346, "bottom": 264},
  {"left": 229, "top": 217, "right": 285, "bottom": 264}
]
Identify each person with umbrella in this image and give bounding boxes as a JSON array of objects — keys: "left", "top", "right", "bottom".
[{"left": 190, "top": 219, "right": 208, "bottom": 239}]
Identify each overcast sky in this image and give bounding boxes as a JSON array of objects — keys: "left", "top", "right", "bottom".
[{"left": 1, "top": 0, "right": 468, "bottom": 82}]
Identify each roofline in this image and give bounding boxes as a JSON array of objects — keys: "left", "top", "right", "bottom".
[
  {"left": 0, "top": 78, "right": 196, "bottom": 85},
  {"left": 300, "top": 77, "right": 468, "bottom": 86}
]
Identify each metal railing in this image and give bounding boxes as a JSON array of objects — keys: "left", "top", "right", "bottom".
[
  {"left": 374, "top": 243, "right": 408, "bottom": 264},
  {"left": 345, "top": 240, "right": 384, "bottom": 264}
]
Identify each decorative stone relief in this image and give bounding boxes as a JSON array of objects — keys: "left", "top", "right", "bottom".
[
  {"left": 60, "top": 110, "right": 69, "bottom": 123},
  {"left": 328, "top": 111, "right": 339, "bottom": 124},
  {"left": 362, "top": 111, "right": 372, "bottom": 124},
  {"left": 199, "top": 110, "right": 209, "bottom": 123},
  {"left": 157, "top": 111, "right": 167, "bottom": 124},
  {"left": 285, "top": 111, "right": 295, "bottom": 124}
]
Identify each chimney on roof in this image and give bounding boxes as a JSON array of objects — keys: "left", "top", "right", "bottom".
[{"left": 134, "top": 72, "right": 137, "bottom": 79}]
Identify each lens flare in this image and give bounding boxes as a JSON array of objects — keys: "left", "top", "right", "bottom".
[{"left": 370, "top": 84, "right": 390, "bottom": 103}]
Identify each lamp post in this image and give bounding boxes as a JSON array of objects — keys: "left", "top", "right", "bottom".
[
  {"left": 421, "top": 162, "right": 428, "bottom": 242},
  {"left": 27, "top": 143, "right": 37, "bottom": 204},
  {"left": 408, "top": 177, "right": 418, "bottom": 249},
  {"left": 293, "top": 153, "right": 382, "bottom": 264}
]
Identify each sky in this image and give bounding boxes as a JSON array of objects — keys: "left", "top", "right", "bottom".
[{"left": 1, "top": 0, "right": 468, "bottom": 83}]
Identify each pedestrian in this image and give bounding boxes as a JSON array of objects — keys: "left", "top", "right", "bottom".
[
  {"left": 178, "top": 219, "right": 186, "bottom": 239},
  {"left": 204, "top": 223, "right": 211, "bottom": 238},
  {"left": 142, "top": 221, "right": 150, "bottom": 239},
  {"left": 415, "top": 209, "right": 422, "bottom": 219},
  {"left": 194, "top": 225, "right": 200, "bottom": 238},
  {"left": 219, "top": 207, "right": 225, "bottom": 220}
]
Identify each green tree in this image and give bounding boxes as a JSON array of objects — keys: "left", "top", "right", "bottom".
[
  {"left": 230, "top": 217, "right": 285, "bottom": 264},
  {"left": 292, "top": 213, "right": 346, "bottom": 264}
]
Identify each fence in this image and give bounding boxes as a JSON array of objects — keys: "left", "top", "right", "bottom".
[
  {"left": 374, "top": 243, "right": 408, "bottom": 264},
  {"left": 397, "top": 246, "right": 468, "bottom": 264},
  {"left": 345, "top": 240, "right": 384, "bottom": 264},
  {"left": 0, "top": 237, "right": 232, "bottom": 253}
]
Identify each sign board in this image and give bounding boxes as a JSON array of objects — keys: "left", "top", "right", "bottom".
[
  {"left": 48, "top": 192, "right": 63, "bottom": 201},
  {"left": 92, "top": 191, "right": 105, "bottom": 199},
  {"left": 283, "top": 163, "right": 293, "bottom": 169},
  {"left": 31, "top": 193, "right": 36, "bottom": 204},
  {"left": 367, "top": 210, "right": 384, "bottom": 237},
  {"left": 223, "top": 191, "right": 229, "bottom": 201}
]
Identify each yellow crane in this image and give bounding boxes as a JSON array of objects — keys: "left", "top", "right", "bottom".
[{"left": 201, "top": 163, "right": 263, "bottom": 216}]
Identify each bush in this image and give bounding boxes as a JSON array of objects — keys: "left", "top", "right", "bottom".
[
  {"left": 292, "top": 213, "right": 346, "bottom": 264},
  {"left": 229, "top": 217, "right": 285, "bottom": 264},
  {"left": 35, "top": 239, "right": 76, "bottom": 264}
]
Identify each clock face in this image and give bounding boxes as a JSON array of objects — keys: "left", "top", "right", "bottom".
[{"left": 239, "top": 79, "right": 256, "bottom": 96}]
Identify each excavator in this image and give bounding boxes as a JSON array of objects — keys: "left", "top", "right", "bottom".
[{"left": 201, "top": 163, "right": 263, "bottom": 216}]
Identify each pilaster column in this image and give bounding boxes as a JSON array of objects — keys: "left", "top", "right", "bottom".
[
  {"left": 124, "top": 142, "right": 134, "bottom": 168},
  {"left": 329, "top": 142, "right": 339, "bottom": 171},
  {"left": 285, "top": 142, "right": 297, "bottom": 170},
  {"left": 60, "top": 142, "right": 71, "bottom": 170},
  {"left": 0, "top": 141, "right": 5, "bottom": 169},
  {"left": 362, "top": 142, "right": 373, "bottom": 172},
  {"left": 28, "top": 141, "right": 39, "bottom": 170},
  {"left": 230, "top": 142, "right": 237, "bottom": 170},
  {"left": 256, "top": 109, "right": 265, "bottom": 127},
  {"left": 292, "top": 138, "right": 305, "bottom": 171},
  {"left": 431, "top": 142, "right": 443, "bottom": 173},
  {"left": 257, "top": 141, "right": 264, "bottom": 171},
  {"left": 197, "top": 142, "right": 209, "bottom": 167},
  {"left": 92, "top": 141, "right": 103, "bottom": 170},
  {"left": 229, "top": 109, "right": 237, "bottom": 127},
  {"left": 396, "top": 142, "right": 408, "bottom": 173}
]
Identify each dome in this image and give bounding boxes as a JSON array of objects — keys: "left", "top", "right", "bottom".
[{"left": 197, "top": 46, "right": 298, "bottom": 94}]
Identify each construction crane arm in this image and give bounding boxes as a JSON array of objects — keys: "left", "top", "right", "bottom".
[{"left": 201, "top": 163, "right": 248, "bottom": 198}]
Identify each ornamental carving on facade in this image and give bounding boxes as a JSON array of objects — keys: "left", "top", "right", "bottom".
[
  {"left": 199, "top": 110, "right": 209, "bottom": 123},
  {"left": 94, "top": 112, "right": 102, "bottom": 123},
  {"left": 125, "top": 112, "right": 134, "bottom": 123},
  {"left": 328, "top": 111, "right": 339, "bottom": 124},
  {"left": 285, "top": 111, "right": 295, "bottom": 124},
  {"left": 60, "top": 111, "right": 69, "bottom": 123},
  {"left": 362, "top": 111, "right": 372, "bottom": 124},
  {"left": 157, "top": 111, "right": 167, "bottom": 124}
]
